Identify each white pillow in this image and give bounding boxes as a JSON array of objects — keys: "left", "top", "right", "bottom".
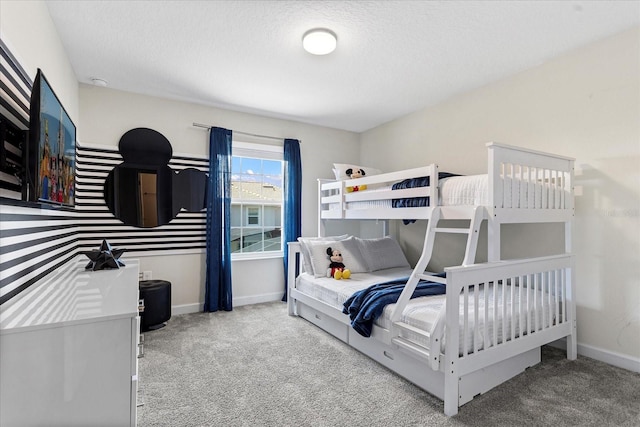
[
  {"left": 356, "top": 236, "right": 410, "bottom": 272},
  {"left": 333, "top": 163, "right": 382, "bottom": 180},
  {"left": 305, "top": 237, "right": 369, "bottom": 278},
  {"left": 297, "top": 235, "right": 349, "bottom": 275}
]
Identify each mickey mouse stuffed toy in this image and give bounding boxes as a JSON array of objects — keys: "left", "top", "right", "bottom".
[
  {"left": 326, "top": 247, "right": 351, "bottom": 280},
  {"left": 345, "top": 168, "right": 367, "bottom": 193}
]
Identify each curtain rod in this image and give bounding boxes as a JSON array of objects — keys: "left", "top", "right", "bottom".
[{"left": 192, "top": 122, "right": 296, "bottom": 143}]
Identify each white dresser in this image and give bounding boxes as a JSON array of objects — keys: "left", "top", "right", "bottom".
[{"left": 0, "top": 257, "right": 140, "bottom": 427}]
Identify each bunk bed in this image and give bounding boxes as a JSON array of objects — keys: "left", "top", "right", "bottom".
[{"left": 286, "top": 142, "right": 576, "bottom": 416}]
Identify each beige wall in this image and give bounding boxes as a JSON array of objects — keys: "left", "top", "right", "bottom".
[
  {"left": 0, "top": 0, "right": 79, "bottom": 121},
  {"left": 360, "top": 28, "right": 640, "bottom": 363},
  {"left": 79, "top": 86, "right": 360, "bottom": 310}
]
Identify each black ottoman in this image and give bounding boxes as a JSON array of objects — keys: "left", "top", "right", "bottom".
[{"left": 139, "top": 280, "right": 171, "bottom": 331}]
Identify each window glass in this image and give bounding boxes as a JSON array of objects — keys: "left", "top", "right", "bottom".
[
  {"left": 230, "top": 149, "right": 283, "bottom": 257},
  {"left": 231, "top": 157, "right": 242, "bottom": 174},
  {"left": 240, "top": 157, "right": 261, "bottom": 174},
  {"left": 263, "top": 159, "right": 281, "bottom": 175},
  {"left": 263, "top": 206, "right": 281, "bottom": 227},
  {"left": 230, "top": 205, "right": 241, "bottom": 227}
]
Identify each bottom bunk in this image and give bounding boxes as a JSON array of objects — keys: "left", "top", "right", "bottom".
[{"left": 287, "top": 242, "right": 576, "bottom": 416}]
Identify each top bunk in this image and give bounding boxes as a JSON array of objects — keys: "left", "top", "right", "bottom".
[{"left": 318, "top": 142, "right": 575, "bottom": 224}]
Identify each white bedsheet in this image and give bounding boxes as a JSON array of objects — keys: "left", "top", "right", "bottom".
[{"left": 296, "top": 270, "right": 555, "bottom": 354}]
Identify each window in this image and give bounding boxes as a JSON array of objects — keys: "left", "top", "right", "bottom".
[
  {"left": 230, "top": 142, "right": 284, "bottom": 258},
  {"left": 246, "top": 207, "right": 260, "bottom": 225}
]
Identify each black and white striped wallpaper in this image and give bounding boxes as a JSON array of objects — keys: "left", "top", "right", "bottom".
[
  {"left": 75, "top": 144, "right": 208, "bottom": 253},
  {"left": 0, "top": 38, "right": 31, "bottom": 200},
  {"left": 0, "top": 39, "right": 30, "bottom": 131},
  {"left": 0, "top": 202, "right": 80, "bottom": 305},
  {"left": 0, "top": 145, "right": 208, "bottom": 305}
]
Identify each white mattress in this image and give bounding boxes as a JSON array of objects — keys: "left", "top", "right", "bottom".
[
  {"left": 296, "top": 269, "right": 555, "bottom": 354},
  {"left": 440, "top": 175, "right": 488, "bottom": 206}
]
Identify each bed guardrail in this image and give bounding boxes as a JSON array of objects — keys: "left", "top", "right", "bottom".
[
  {"left": 487, "top": 142, "right": 575, "bottom": 222},
  {"left": 318, "top": 165, "right": 438, "bottom": 224},
  {"left": 387, "top": 254, "right": 575, "bottom": 373},
  {"left": 441, "top": 253, "right": 575, "bottom": 356}
]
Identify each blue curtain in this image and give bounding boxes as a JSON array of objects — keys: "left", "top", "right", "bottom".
[
  {"left": 204, "top": 127, "right": 233, "bottom": 312},
  {"left": 282, "top": 139, "right": 302, "bottom": 301}
]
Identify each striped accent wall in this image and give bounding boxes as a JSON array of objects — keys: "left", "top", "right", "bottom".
[
  {"left": 0, "top": 39, "right": 31, "bottom": 200},
  {"left": 0, "top": 39, "right": 30, "bottom": 130},
  {"left": 75, "top": 144, "right": 208, "bottom": 254},
  {"left": 0, "top": 202, "right": 80, "bottom": 305},
  {"left": 1, "top": 144, "right": 208, "bottom": 305}
]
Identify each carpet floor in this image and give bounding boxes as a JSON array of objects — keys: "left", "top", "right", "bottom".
[{"left": 138, "top": 302, "right": 640, "bottom": 426}]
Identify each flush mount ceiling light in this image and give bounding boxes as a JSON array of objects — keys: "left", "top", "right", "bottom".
[
  {"left": 302, "top": 28, "right": 337, "bottom": 55},
  {"left": 91, "top": 78, "right": 108, "bottom": 87}
]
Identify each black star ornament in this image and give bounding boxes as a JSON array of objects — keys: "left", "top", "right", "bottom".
[{"left": 83, "top": 240, "right": 126, "bottom": 271}]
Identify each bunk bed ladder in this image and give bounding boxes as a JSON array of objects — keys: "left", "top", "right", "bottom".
[{"left": 390, "top": 206, "right": 485, "bottom": 366}]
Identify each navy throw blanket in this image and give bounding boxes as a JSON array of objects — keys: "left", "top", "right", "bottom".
[
  {"left": 392, "top": 172, "right": 460, "bottom": 224},
  {"left": 342, "top": 274, "right": 446, "bottom": 337}
]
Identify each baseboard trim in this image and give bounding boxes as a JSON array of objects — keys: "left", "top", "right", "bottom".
[
  {"left": 170, "top": 293, "right": 283, "bottom": 316},
  {"left": 233, "top": 292, "right": 283, "bottom": 307},
  {"left": 551, "top": 338, "right": 640, "bottom": 373},
  {"left": 171, "top": 303, "right": 203, "bottom": 316}
]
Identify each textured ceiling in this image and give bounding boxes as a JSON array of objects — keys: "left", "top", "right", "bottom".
[{"left": 46, "top": 1, "right": 639, "bottom": 132}]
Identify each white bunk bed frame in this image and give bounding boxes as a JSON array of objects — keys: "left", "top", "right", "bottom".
[{"left": 287, "top": 142, "right": 576, "bottom": 416}]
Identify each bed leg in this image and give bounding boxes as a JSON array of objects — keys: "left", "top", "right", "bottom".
[
  {"left": 566, "top": 322, "right": 577, "bottom": 360},
  {"left": 444, "top": 379, "right": 459, "bottom": 416},
  {"left": 286, "top": 242, "right": 300, "bottom": 317},
  {"left": 444, "top": 362, "right": 459, "bottom": 416},
  {"left": 566, "top": 255, "right": 577, "bottom": 361},
  {"left": 287, "top": 296, "right": 296, "bottom": 316}
]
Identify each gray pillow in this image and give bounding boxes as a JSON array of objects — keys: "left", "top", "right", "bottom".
[{"left": 356, "top": 236, "right": 410, "bottom": 272}]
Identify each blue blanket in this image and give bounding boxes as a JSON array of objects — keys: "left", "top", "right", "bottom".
[
  {"left": 391, "top": 172, "right": 459, "bottom": 208},
  {"left": 392, "top": 172, "right": 459, "bottom": 224},
  {"left": 342, "top": 274, "right": 446, "bottom": 337}
]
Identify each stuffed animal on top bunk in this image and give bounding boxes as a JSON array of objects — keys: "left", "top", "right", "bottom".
[
  {"left": 345, "top": 168, "right": 367, "bottom": 192},
  {"left": 326, "top": 247, "right": 351, "bottom": 280}
]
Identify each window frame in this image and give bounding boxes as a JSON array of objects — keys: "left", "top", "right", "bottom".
[{"left": 230, "top": 141, "right": 284, "bottom": 260}]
